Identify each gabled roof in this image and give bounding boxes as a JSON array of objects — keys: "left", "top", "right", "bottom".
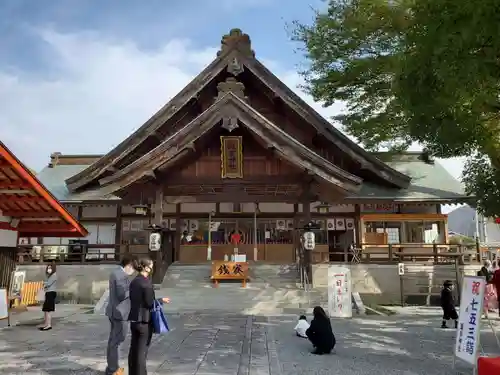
[
  {"left": 96, "top": 92, "right": 363, "bottom": 196},
  {"left": 0, "top": 141, "right": 88, "bottom": 237},
  {"left": 66, "top": 28, "right": 410, "bottom": 192},
  {"left": 37, "top": 151, "right": 469, "bottom": 204}
]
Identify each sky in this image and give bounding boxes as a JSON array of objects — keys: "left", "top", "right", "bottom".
[{"left": 0, "top": 0, "right": 465, "bottom": 212}]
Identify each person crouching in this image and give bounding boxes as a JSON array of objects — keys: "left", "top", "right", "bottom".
[
  {"left": 294, "top": 315, "right": 310, "bottom": 338},
  {"left": 305, "top": 306, "right": 336, "bottom": 355},
  {"left": 440, "top": 280, "right": 458, "bottom": 329}
]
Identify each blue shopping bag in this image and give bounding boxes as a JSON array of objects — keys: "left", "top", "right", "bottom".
[{"left": 151, "top": 300, "right": 170, "bottom": 334}]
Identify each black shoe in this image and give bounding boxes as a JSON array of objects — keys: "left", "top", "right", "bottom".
[
  {"left": 441, "top": 324, "right": 448, "bottom": 329},
  {"left": 311, "top": 349, "right": 324, "bottom": 355},
  {"left": 454, "top": 321, "right": 458, "bottom": 329},
  {"left": 39, "top": 326, "right": 52, "bottom": 331}
]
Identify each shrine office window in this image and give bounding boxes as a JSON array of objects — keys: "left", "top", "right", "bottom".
[{"left": 364, "top": 221, "right": 401, "bottom": 244}]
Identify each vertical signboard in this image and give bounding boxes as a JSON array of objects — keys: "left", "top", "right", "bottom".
[
  {"left": 328, "top": 265, "right": 352, "bottom": 318},
  {"left": 454, "top": 276, "right": 485, "bottom": 365}
]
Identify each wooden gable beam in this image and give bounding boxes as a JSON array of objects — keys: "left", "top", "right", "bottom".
[
  {"left": 228, "top": 94, "right": 362, "bottom": 187},
  {"left": 94, "top": 92, "right": 365, "bottom": 196},
  {"left": 66, "top": 49, "right": 243, "bottom": 193},
  {"left": 238, "top": 55, "right": 411, "bottom": 189}
]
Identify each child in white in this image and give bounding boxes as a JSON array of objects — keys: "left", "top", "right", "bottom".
[{"left": 294, "top": 315, "right": 310, "bottom": 338}]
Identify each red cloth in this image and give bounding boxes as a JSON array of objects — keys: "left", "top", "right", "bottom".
[
  {"left": 230, "top": 233, "right": 241, "bottom": 245},
  {"left": 478, "top": 357, "right": 500, "bottom": 375}
]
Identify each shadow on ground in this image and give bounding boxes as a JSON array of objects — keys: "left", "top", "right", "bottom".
[{"left": 0, "top": 312, "right": 498, "bottom": 374}]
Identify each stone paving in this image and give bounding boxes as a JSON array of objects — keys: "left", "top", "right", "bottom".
[{"left": 0, "top": 311, "right": 498, "bottom": 375}]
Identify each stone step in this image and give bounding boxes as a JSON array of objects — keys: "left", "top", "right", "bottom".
[{"left": 161, "top": 262, "right": 300, "bottom": 288}]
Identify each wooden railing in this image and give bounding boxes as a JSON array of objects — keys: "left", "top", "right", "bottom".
[
  {"left": 16, "top": 244, "right": 149, "bottom": 265},
  {"left": 311, "top": 243, "right": 483, "bottom": 265}
]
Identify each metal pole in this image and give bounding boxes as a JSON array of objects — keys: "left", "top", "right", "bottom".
[
  {"left": 207, "top": 211, "right": 212, "bottom": 260},
  {"left": 253, "top": 204, "right": 258, "bottom": 261},
  {"left": 475, "top": 209, "right": 480, "bottom": 240}
]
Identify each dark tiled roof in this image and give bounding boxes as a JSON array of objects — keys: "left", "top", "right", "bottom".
[{"left": 36, "top": 152, "right": 470, "bottom": 203}]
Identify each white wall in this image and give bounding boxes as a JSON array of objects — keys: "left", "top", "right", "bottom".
[
  {"left": 81, "top": 205, "right": 117, "bottom": 218},
  {"left": 0, "top": 214, "right": 17, "bottom": 247}
]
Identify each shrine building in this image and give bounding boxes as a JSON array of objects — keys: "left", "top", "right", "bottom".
[{"left": 30, "top": 29, "right": 470, "bottom": 269}]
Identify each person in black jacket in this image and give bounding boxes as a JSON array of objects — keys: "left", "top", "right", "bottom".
[
  {"left": 128, "top": 257, "right": 170, "bottom": 375},
  {"left": 305, "top": 306, "right": 336, "bottom": 355},
  {"left": 440, "top": 280, "right": 458, "bottom": 329}
]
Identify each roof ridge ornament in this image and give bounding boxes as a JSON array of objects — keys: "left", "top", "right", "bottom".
[
  {"left": 217, "top": 77, "right": 247, "bottom": 101},
  {"left": 217, "top": 28, "right": 255, "bottom": 60}
]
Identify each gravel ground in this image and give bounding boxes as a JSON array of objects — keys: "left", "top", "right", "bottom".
[{"left": 0, "top": 311, "right": 497, "bottom": 374}]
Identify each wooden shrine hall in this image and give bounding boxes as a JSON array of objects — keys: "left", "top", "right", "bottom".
[{"left": 34, "top": 28, "right": 470, "bottom": 268}]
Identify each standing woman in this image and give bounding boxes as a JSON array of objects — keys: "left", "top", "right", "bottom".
[
  {"left": 40, "top": 263, "right": 57, "bottom": 331},
  {"left": 128, "top": 257, "right": 170, "bottom": 375},
  {"left": 478, "top": 260, "right": 495, "bottom": 312}
]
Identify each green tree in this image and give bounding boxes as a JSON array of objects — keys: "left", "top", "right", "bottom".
[{"left": 292, "top": 0, "right": 500, "bottom": 216}]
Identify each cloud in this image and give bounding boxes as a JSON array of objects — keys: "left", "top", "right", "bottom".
[
  {"left": 0, "top": 28, "right": 336, "bottom": 170},
  {"left": 0, "top": 29, "right": 218, "bottom": 169},
  {"left": 0, "top": 27, "right": 465, "bottom": 185}
]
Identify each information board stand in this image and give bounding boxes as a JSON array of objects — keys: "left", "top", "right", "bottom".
[
  {"left": 327, "top": 265, "right": 352, "bottom": 318},
  {"left": 0, "top": 289, "right": 9, "bottom": 326},
  {"left": 453, "top": 275, "right": 500, "bottom": 375},
  {"left": 453, "top": 276, "right": 486, "bottom": 374}
]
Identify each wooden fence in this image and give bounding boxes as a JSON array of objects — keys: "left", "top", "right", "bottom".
[{"left": 311, "top": 243, "right": 483, "bottom": 265}]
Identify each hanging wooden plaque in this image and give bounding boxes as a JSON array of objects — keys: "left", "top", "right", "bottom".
[{"left": 221, "top": 136, "right": 243, "bottom": 178}]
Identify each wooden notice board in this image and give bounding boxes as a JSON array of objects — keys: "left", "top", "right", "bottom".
[{"left": 211, "top": 261, "right": 249, "bottom": 287}]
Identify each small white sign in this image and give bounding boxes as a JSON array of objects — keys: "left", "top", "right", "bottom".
[
  {"left": 0, "top": 289, "right": 8, "bottom": 320},
  {"left": 454, "top": 276, "right": 485, "bottom": 365},
  {"left": 149, "top": 232, "right": 161, "bottom": 251},
  {"left": 234, "top": 254, "right": 246, "bottom": 262},
  {"left": 327, "top": 265, "right": 352, "bottom": 318},
  {"left": 397, "top": 263, "right": 405, "bottom": 276},
  {"left": 303, "top": 232, "right": 315, "bottom": 250}
]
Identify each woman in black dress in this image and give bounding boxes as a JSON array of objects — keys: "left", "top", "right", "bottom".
[
  {"left": 40, "top": 263, "right": 57, "bottom": 331},
  {"left": 305, "top": 306, "right": 336, "bottom": 354},
  {"left": 128, "top": 257, "right": 170, "bottom": 375}
]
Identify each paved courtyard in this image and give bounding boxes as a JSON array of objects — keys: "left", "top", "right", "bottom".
[{"left": 0, "top": 310, "right": 498, "bottom": 375}]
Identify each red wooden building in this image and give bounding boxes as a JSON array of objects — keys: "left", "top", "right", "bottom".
[{"left": 0, "top": 141, "right": 87, "bottom": 288}]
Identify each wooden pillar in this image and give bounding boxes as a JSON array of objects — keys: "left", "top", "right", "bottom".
[
  {"left": 302, "top": 199, "right": 312, "bottom": 285},
  {"left": 152, "top": 188, "right": 163, "bottom": 275},
  {"left": 292, "top": 203, "right": 299, "bottom": 263},
  {"left": 115, "top": 204, "right": 122, "bottom": 260},
  {"left": 175, "top": 203, "right": 181, "bottom": 262},
  {"left": 354, "top": 204, "right": 361, "bottom": 247}
]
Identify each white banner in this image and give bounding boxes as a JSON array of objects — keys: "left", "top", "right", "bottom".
[
  {"left": 327, "top": 265, "right": 352, "bottom": 318},
  {"left": 454, "top": 276, "right": 486, "bottom": 365}
]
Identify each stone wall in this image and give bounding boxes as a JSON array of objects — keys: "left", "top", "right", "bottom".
[
  {"left": 18, "top": 264, "right": 116, "bottom": 304},
  {"left": 312, "top": 263, "right": 479, "bottom": 305},
  {"left": 18, "top": 262, "right": 482, "bottom": 305}
]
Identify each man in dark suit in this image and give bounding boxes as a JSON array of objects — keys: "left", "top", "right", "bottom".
[{"left": 105, "top": 255, "right": 136, "bottom": 375}]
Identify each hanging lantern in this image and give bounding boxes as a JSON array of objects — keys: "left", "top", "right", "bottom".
[{"left": 132, "top": 204, "right": 149, "bottom": 216}]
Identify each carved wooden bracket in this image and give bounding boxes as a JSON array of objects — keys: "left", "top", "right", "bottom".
[
  {"left": 220, "top": 106, "right": 239, "bottom": 132},
  {"left": 217, "top": 28, "right": 255, "bottom": 59},
  {"left": 227, "top": 56, "right": 244, "bottom": 76},
  {"left": 217, "top": 77, "right": 247, "bottom": 101},
  {"left": 222, "top": 117, "right": 239, "bottom": 132}
]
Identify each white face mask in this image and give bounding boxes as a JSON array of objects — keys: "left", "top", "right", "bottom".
[
  {"left": 47, "top": 269, "right": 53, "bottom": 274},
  {"left": 123, "top": 265, "right": 135, "bottom": 276}
]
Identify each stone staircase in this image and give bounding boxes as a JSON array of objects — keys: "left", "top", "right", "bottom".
[{"left": 157, "top": 262, "right": 316, "bottom": 315}]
